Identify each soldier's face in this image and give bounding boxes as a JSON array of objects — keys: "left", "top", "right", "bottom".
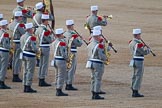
[
  {"left": 30, "top": 28, "right": 34, "bottom": 34},
  {"left": 60, "top": 34, "right": 65, "bottom": 38},
  {"left": 18, "top": 16, "right": 23, "bottom": 21},
  {"left": 18, "top": 2, "right": 24, "bottom": 7},
  {"left": 70, "top": 25, "right": 74, "bottom": 30},
  {"left": 136, "top": 34, "right": 141, "bottom": 39},
  {"left": 44, "top": 20, "right": 49, "bottom": 26},
  {"left": 57, "top": 34, "right": 64, "bottom": 38},
  {"left": 28, "top": 28, "right": 34, "bottom": 34},
  {"left": 42, "top": 8, "right": 45, "bottom": 12},
  {"left": 94, "top": 36, "right": 100, "bottom": 41},
  {"left": 1, "top": 25, "right": 7, "bottom": 30},
  {"left": 92, "top": 10, "right": 98, "bottom": 15}
]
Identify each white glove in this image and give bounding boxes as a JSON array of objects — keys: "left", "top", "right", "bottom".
[
  {"left": 147, "top": 48, "right": 151, "bottom": 54},
  {"left": 107, "top": 46, "right": 111, "bottom": 51}
]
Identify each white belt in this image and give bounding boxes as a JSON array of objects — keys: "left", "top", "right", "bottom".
[
  {"left": 133, "top": 56, "right": 144, "bottom": 59},
  {"left": 90, "top": 59, "right": 102, "bottom": 62},
  {"left": 0, "top": 47, "right": 9, "bottom": 51},
  {"left": 39, "top": 44, "right": 50, "bottom": 47},
  {"left": 55, "top": 56, "right": 64, "bottom": 59},
  {"left": 71, "top": 48, "right": 77, "bottom": 52},
  {"left": 23, "top": 51, "right": 36, "bottom": 56},
  {"left": 13, "top": 40, "right": 20, "bottom": 42}
]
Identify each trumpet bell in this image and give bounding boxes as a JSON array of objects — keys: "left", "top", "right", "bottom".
[
  {"left": 84, "top": 24, "right": 88, "bottom": 30},
  {"left": 108, "top": 15, "right": 113, "bottom": 19}
]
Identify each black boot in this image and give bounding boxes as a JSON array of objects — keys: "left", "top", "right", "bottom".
[
  {"left": 24, "top": 85, "right": 27, "bottom": 92},
  {"left": 0, "top": 81, "right": 11, "bottom": 89},
  {"left": 92, "top": 92, "right": 104, "bottom": 100},
  {"left": 56, "top": 89, "right": 68, "bottom": 96},
  {"left": 24, "top": 85, "right": 37, "bottom": 93},
  {"left": 39, "top": 79, "right": 51, "bottom": 87},
  {"left": 65, "top": 84, "right": 78, "bottom": 91},
  {"left": 132, "top": 90, "right": 144, "bottom": 97},
  {"left": 12, "top": 74, "right": 22, "bottom": 82},
  {"left": 98, "top": 90, "right": 106, "bottom": 94}
]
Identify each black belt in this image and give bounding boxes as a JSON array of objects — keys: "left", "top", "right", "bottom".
[
  {"left": 0, "top": 49, "right": 9, "bottom": 52},
  {"left": 133, "top": 58, "right": 144, "bottom": 61},
  {"left": 55, "top": 58, "right": 65, "bottom": 60},
  {"left": 24, "top": 50, "right": 35, "bottom": 53},
  {"left": 23, "top": 53, "right": 36, "bottom": 57},
  {"left": 40, "top": 46, "right": 50, "bottom": 48},
  {"left": 42, "top": 42, "right": 50, "bottom": 44},
  {"left": 90, "top": 60, "right": 103, "bottom": 64}
]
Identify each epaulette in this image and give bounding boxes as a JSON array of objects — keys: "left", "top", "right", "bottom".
[
  {"left": 59, "top": 42, "right": 66, "bottom": 46},
  {"left": 44, "top": 30, "right": 51, "bottom": 36},
  {"left": 98, "top": 16, "right": 102, "bottom": 21},
  {"left": 98, "top": 43, "right": 104, "bottom": 49},
  {"left": 30, "top": 36, "right": 36, "bottom": 41},
  {"left": 19, "top": 23, "right": 25, "bottom": 28},
  {"left": 22, "top": 9, "right": 28, "bottom": 14},
  {"left": 3, "top": 33, "right": 9, "bottom": 38},
  {"left": 137, "top": 43, "right": 144, "bottom": 48},
  {"left": 72, "top": 34, "right": 78, "bottom": 39}
]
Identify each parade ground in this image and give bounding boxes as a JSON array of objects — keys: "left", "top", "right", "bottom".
[{"left": 0, "top": 0, "right": 162, "bottom": 107}]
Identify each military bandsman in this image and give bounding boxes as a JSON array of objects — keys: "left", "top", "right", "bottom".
[
  {"left": 8, "top": 11, "right": 26, "bottom": 82},
  {"left": 33, "top": 2, "right": 54, "bottom": 67},
  {"left": 86, "top": 5, "right": 108, "bottom": 34},
  {"left": 33, "top": 2, "right": 46, "bottom": 67},
  {"left": 52, "top": 28, "right": 68, "bottom": 96},
  {"left": 63, "top": 20, "right": 83, "bottom": 90},
  {"left": 35, "top": 13, "right": 53, "bottom": 87},
  {"left": 86, "top": 30, "right": 108, "bottom": 100},
  {"left": 33, "top": 2, "right": 54, "bottom": 28},
  {"left": 20, "top": 23, "right": 38, "bottom": 93},
  {"left": 129, "top": 29, "right": 150, "bottom": 97},
  {"left": 0, "top": 20, "right": 11, "bottom": 89},
  {"left": 13, "top": 0, "right": 33, "bottom": 24}
]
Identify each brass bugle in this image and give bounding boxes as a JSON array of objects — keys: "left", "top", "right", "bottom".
[
  {"left": 141, "top": 39, "right": 156, "bottom": 56},
  {"left": 111, "top": 46, "right": 117, "bottom": 53},
  {"left": 101, "top": 34, "right": 117, "bottom": 53},
  {"left": 74, "top": 30, "right": 89, "bottom": 46},
  {"left": 103, "top": 15, "right": 113, "bottom": 19},
  {"left": 25, "top": 6, "right": 35, "bottom": 11}
]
